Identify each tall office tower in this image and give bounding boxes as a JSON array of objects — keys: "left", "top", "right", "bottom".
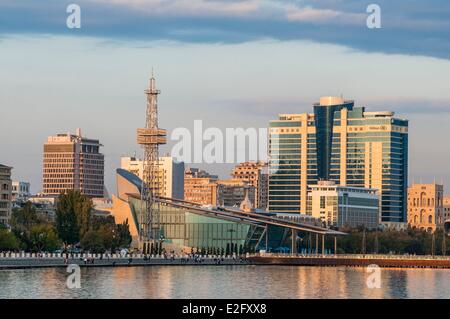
[
  {"left": 184, "top": 168, "right": 218, "bottom": 205},
  {"left": 268, "top": 96, "right": 408, "bottom": 226},
  {"left": 407, "top": 183, "right": 444, "bottom": 232},
  {"left": 231, "top": 161, "right": 268, "bottom": 209},
  {"left": 120, "top": 156, "right": 185, "bottom": 200},
  {"left": 43, "top": 129, "right": 104, "bottom": 198},
  {"left": 0, "top": 164, "right": 12, "bottom": 226}
]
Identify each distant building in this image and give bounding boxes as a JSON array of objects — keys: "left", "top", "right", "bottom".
[
  {"left": 217, "top": 179, "right": 256, "bottom": 208},
  {"left": 43, "top": 129, "right": 104, "bottom": 198},
  {"left": 307, "top": 181, "right": 380, "bottom": 229},
  {"left": 444, "top": 196, "right": 450, "bottom": 221},
  {"left": 0, "top": 164, "right": 12, "bottom": 226},
  {"left": 407, "top": 183, "right": 444, "bottom": 232},
  {"left": 268, "top": 96, "right": 408, "bottom": 228},
  {"left": 28, "top": 195, "right": 57, "bottom": 222},
  {"left": 11, "top": 181, "right": 30, "bottom": 203},
  {"left": 184, "top": 168, "right": 218, "bottom": 205},
  {"left": 120, "top": 156, "right": 184, "bottom": 200},
  {"left": 231, "top": 161, "right": 268, "bottom": 209}
]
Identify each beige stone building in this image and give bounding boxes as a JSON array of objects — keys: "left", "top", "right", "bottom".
[
  {"left": 120, "top": 156, "right": 184, "bottom": 200},
  {"left": 43, "top": 129, "right": 104, "bottom": 198},
  {"left": 407, "top": 183, "right": 444, "bottom": 232},
  {"left": 231, "top": 161, "right": 268, "bottom": 209},
  {"left": 217, "top": 179, "right": 256, "bottom": 208},
  {"left": 0, "top": 164, "right": 12, "bottom": 226},
  {"left": 184, "top": 168, "right": 218, "bottom": 205}
]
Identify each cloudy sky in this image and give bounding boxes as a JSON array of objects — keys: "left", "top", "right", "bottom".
[{"left": 1, "top": 0, "right": 450, "bottom": 194}]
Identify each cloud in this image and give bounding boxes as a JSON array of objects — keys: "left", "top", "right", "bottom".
[
  {"left": 93, "top": 0, "right": 262, "bottom": 17},
  {"left": 0, "top": 0, "right": 449, "bottom": 60}
]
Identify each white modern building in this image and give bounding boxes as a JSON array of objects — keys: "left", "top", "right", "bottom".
[
  {"left": 120, "top": 156, "right": 184, "bottom": 200},
  {"left": 307, "top": 181, "right": 380, "bottom": 229}
]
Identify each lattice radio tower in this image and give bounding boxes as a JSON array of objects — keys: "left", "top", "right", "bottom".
[{"left": 137, "top": 72, "right": 167, "bottom": 252}]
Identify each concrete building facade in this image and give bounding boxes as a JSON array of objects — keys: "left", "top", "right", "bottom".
[
  {"left": 444, "top": 196, "right": 450, "bottom": 221},
  {"left": 184, "top": 168, "right": 218, "bottom": 205},
  {"left": 307, "top": 181, "right": 380, "bottom": 229},
  {"left": 217, "top": 179, "right": 256, "bottom": 208},
  {"left": 0, "top": 164, "right": 12, "bottom": 226},
  {"left": 407, "top": 183, "right": 444, "bottom": 232},
  {"left": 268, "top": 96, "right": 408, "bottom": 226},
  {"left": 11, "top": 181, "right": 31, "bottom": 203},
  {"left": 43, "top": 129, "right": 104, "bottom": 198},
  {"left": 121, "top": 156, "right": 184, "bottom": 200},
  {"left": 231, "top": 161, "right": 268, "bottom": 209}
]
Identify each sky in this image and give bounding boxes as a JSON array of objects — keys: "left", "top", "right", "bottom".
[{"left": 0, "top": 0, "right": 450, "bottom": 195}]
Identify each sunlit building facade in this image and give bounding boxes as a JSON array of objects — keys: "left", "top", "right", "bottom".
[
  {"left": 268, "top": 96, "right": 408, "bottom": 226},
  {"left": 42, "top": 129, "right": 104, "bottom": 198},
  {"left": 407, "top": 183, "right": 444, "bottom": 232}
]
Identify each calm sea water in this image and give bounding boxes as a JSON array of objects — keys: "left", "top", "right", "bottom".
[{"left": 0, "top": 266, "right": 449, "bottom": 299}]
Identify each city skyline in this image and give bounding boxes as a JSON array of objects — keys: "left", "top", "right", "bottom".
[{"left": 1, "top": 1, "right": 450, "bottom": 195}]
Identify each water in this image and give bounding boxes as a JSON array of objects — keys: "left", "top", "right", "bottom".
[{"left": 0, "top": 266, "right": 449, "bottom": 299}]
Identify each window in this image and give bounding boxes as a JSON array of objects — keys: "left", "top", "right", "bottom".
[{"left": 320, "top": 196, "right": 326, "bottom": 209}]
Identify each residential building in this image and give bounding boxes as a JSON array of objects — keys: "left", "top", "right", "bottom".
[
  {"left": 407, "top": 183, "right": 444, "bottom": 232},
  {"left": 444, "top": 196, "right": 450, "bottom": 221},
  {"left": 11, "top": 181, "right": 31, "bottom": 203},
  {"left": 184, "top": 168, "right": 218, "bottom": 205},
  {"left": 43, "top": 128, "right": 104, "bottom": 198},
  {"left": 231, "top": 161, "right": 268, "bottom": 209},
  {"left": 0, "top": 164, "right": 12, "bottom": 226},
  {"left": 120, "top": 156, "right": 184, "bottom": 200},
  {"left": 217, "top": 179, "right": 256, "bottom": 208},
  {"left": 307, "top": 181, "right": 380, "bottom": 229},
  {"left": 268, "top": 96, "right": 408, "bottom": 227}
]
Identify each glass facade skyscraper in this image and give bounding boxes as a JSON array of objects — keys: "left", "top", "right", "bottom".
[{"left": 268, "top": 97, "right": 408, "bottom": 225}]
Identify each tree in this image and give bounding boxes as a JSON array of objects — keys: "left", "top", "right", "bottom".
[
  {"left": 80, "top": 230, "right": 105, "bottom": 253},
  {"left": 0, "top": 228, "right": 20, "bottom": 251},
  {"left": 56, "top": 190, "right": 93, "bottom": 246},
  {"left": 29, "top": 224, "right": 60, "bottom": 252}
]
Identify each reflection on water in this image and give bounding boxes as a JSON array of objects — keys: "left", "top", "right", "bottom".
[{"left": 0, "top": 266, "right": 449, "bottom": 299}]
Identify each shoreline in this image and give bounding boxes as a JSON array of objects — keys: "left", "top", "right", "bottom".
[{"left": 3, "top": 254, "right": 450, "bottom": 270}]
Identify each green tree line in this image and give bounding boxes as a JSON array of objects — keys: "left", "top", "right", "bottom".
[{"left": 0, "top": 190, "right": 131, "bottom": 253}]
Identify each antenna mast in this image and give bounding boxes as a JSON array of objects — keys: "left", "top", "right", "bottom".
[{"left": 137, "top": 73, "right": 166, "bottom": 253}]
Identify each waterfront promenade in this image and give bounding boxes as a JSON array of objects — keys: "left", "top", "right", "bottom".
[{"left": 3, "top": 252, "right": 450, "bottom": 269}]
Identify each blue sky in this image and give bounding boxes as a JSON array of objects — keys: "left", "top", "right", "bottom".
[{"left": 0, "top": 0, "right": 450, "bottom": 194}]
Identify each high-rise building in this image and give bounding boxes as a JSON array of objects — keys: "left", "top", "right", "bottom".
[
  {"left": 11, "top": 181, "right": 31, "bottom": 203},
  {"left": 307, "top": 181, "right": 380, "bottom": 229},
  {"left": 407, "top": 183, "right": 444, "bottom": 232},
  {"left": 43, "top": 129, "right": 104, "bottom": 198},
  {"left": 217, "top": 179, "right": 256, "bottom": 208},
  {"left": 0, "top": 164, "right": 12, "bottom": 226},
  {"left": 120, "top": 156, "right": 184, "bottom": 200},
  {"left": 268, "top": 96, "right": 408, "bottom": 226},
  {"left": 231, "top": 161, "right": 268, "bottom": 209},
  {"left": 184, "top": 168, "right": 218, "bottom": 205}
]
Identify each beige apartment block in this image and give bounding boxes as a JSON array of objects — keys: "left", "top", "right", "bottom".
[
  {"left": 0, "top": 164, "right": 12, "bottom": 226},
  {"left": 217, "top": 179, "right": 256, "bottom": 208},
  {"left": 120, "top": 156, "right": 184, "bottom": 200},
  {"left": 43, "top": 129, "right": 104, "bottom": 198},
  {"left": 184, "top": 168, "right": 218, "bottom": 205},
  {"left": 407, "top": 183, "right": 444, "bottom": 232},
  {"left": 231, "top": 161, "right": 268, "bottom": 209}
]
